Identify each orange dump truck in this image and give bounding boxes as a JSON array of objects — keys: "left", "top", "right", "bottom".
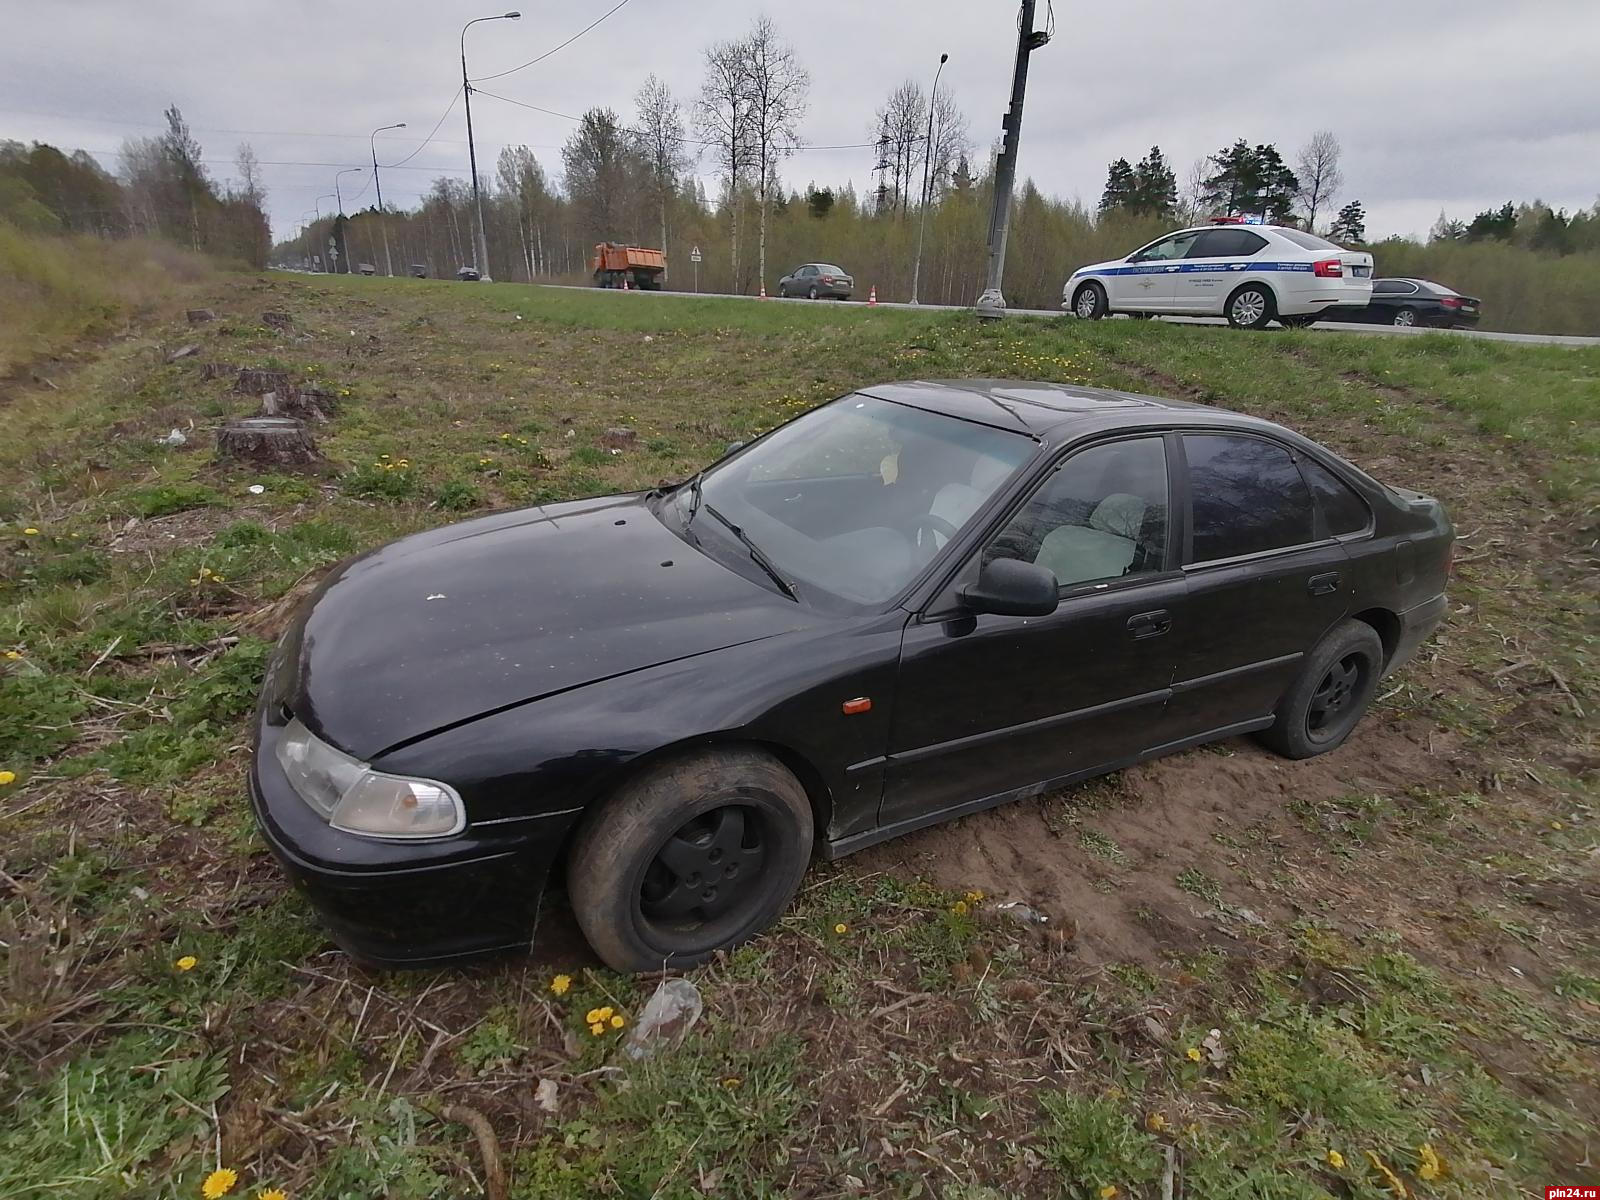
[{"left": 591, "top": 243, "right": 666, "bottom": 290}]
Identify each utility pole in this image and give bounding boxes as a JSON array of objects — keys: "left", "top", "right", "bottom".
[
  {"left": 461, "top": 11, "right": 521, "bottom": 280},
  {"left": 371, "top": 122, "right": 406, "bottom": 277},
  {"left": 975, "top": 0, "right": 1050, "bottom": 320},
  {"left": 334, "top": 168, "right": 362, "bottom": 274},
  {"left": 909, "top": 53, "right": 948, "bottom": 306}
]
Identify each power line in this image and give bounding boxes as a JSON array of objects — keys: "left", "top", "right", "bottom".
[
  {"left": 470, "top": 0, "right": 636, "bottom": 83},
  {"left": 380, "top": 89, "right": 463, "bottom": 167},
  {"left": 78, "top": 147, "right": 474, "bottom": 175}
]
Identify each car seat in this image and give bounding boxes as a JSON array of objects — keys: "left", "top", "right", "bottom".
[{"left": 1035, "top": 493, "right": 1147, "bottom": 586}]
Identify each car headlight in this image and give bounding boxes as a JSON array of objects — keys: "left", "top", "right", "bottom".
[{"left": 274, "top": 718, "right": 465, "bottom": 839}]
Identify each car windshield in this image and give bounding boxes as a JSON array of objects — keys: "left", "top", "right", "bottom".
[{"left": 671, "top": 395, "right": 1034, "bottom": 607}]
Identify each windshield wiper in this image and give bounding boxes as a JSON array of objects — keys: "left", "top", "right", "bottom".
[
  {"left": 703, "top": 503, "right": 799, "bottom": 601},
  {"left": 681, "top": 471, "right": 705, "bottom": 532}
]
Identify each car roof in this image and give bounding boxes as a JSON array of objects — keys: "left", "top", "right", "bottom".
[{"left": 857, "top": 379, "right": 1289, "bottom": 439}]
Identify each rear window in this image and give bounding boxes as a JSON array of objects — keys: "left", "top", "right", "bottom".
[
  {"left": 1298, "top": 457, "right": 1371, "bottom": 537},
  {"left": 1275, "top": 229, "right": 1342, "bottom": 253},
  {"left": 1417, "top": 280, "right": 1458, "bottom": 296},
  {"left": 816, "top": 265, "right": 847, "bottom": 275}
]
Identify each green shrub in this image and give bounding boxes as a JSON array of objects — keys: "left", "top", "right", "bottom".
[{"left": 342, "top": 459, "right": 418, "bottom": 501}]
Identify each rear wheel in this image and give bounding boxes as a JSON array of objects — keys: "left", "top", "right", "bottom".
[
  {"left": 567, "top": 748, "right": 813, "bottom": 973},
  {"left": 807, "top": 285, "right": 819, "bottom": 300},
  {"left": 1256, "top": 620, "right": 1384, "bottom": 759},
  {"left": 1392, "top": 307, "right": 1418, "bottom": 327},
  {"left": 1072, "top": 282, "right": 1108, "bottom": 320},
  {"left": 1226, "top": 284, "right": 1275, "bottom": 329}
]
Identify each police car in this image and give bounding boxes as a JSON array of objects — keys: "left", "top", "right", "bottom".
[{"left": 1064, "top": 218, "right": 1375, "bottom": 329}]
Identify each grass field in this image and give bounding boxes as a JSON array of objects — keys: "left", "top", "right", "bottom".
[{"left": 1, "top": 273, "right": 1596, "bottom": 1199}]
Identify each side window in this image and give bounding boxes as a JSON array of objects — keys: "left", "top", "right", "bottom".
[
  {"left": 1185, "top": 434, "right": 1315, "bottom": 562},
  {"left": 1132, "top": 232, "right": 1201, "bottom": 263},
  {"left": 1299, "top": 457, "right": 1371, "bottom": 536},
  {"left": 1372, "top": 280, "right": 1403, "bottom": 295},
  {"left": 1188, "top": 229, "right": 1267, "bottom": 258},
  {"left": 987, "top": 438, "right": 1169, "bottom": 588}
]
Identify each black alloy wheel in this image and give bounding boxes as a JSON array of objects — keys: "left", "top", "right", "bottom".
[{"left": 1257, "top": 619, "right": 1383, "bottom": 759}]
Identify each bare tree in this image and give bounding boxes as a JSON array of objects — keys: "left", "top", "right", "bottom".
[
  {"left": 634, "top": 74, "right": 689, "bottom": 275},
  {"left": 928, "top": 90, "right": 970, "bottom": 199},
  {"left": 739, "top": 16, "right": 809, "bottom": 290},
  {"left": 1176, "top": 156, "right": 1209, "bottom": 225},
  {"left": 697, "top": 38, "right": 752, "bottom": 289},
  {"left": 234, "top": 143, "right": 265, "bottom": 208},
  {"left": 873, "top": 81, "right": 925, "bottom": 217},
  {"left": 561, "top": 109, "right": 642, "bottom": 248},
  {"left": 1296, "top": 130, "right": 1343, "bottom": 233},
  {"left": 497, "top": 145, "right": 553, "bottom": 279}
]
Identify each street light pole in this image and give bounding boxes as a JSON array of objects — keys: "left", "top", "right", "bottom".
[
  {"left": 461, "top": 11, "right": 521, "bottom": 280},
  {"left": 334, "top": 168, "right": 363, "bottom": 274},
  {"left": 909, "top": 52, "right": 948, "bottom": 306},
  {"left": 371, "top": 122, "right": 406, "bottom": 277},
  {"left": 975, "top": 0, "right": 1050, "bottom": 320}
]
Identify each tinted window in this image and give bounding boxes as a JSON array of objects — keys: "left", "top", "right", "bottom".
[
  {"left": 1298, "top": 457, "right": 1370, "bottom": 536},
  {"left": 1189, "top": 229, "right": 1268, "bottom": 258},
  {"left": 1372, "top": 280, "right": 1408, "bottom": 294},
  {"left": 1132, "top": 231, "right": 1202, "bottom": 262},
  {"left": 1185, "top": 434, "right": 1314, "bottom": 561},
  {"left": 1275, "top": 229, "right": 1342, "bottom": 252},
  {"left": 987, "top": 438, "right": 1168, "bottom": 587},
  {"left": 1417, "top": 280, "right": 1458, "bottom": 296}
]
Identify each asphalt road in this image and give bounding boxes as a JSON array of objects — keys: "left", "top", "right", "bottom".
[{"left": 540, "top": 284, "right": 1599, "bottom": 347}]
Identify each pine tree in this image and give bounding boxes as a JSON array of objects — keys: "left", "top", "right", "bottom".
[
  {"left": 1099, "top": 157, "right": 1135, "bottom": 213},
  {"left": 1329, "top": 200, "right": 1366, "bottom": 244},
  {"left": 1464, "top": 202, "right": 1516, "bottom": 242},
  {"left": 1200, "top": 140, "right": 1298, "bottom": 222},
  {"left": 1130, "top": 146, "right": 1176, "bottom": 219}
]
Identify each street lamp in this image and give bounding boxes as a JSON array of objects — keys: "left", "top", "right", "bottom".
[
  {"left": 334, "top": 168, "right": 364, "bottom": 274},
  {"left": 461, "top": 10, "right": 521, "bottom": 279},
  {"left": 909, "top": 52, "right": 949, "bottom": 306},
  {"left": 371, "top": 122, "right": 406, "bottom": 277}
]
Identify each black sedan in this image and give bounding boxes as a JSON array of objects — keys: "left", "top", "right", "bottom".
[
  {"left": 1323, "top": 278, "right": 1483, "bottom": 328},
  {"left": 250, "top": 381, "right": 1452, "bottom": 971},
  {"left": 777, "top": 263, "right": 853, "bottom": 299}
]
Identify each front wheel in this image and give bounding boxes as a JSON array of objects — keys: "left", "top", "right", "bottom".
[
  {"left": 1392, "top": 307, "right": 1418, "bottom": 327},
  {"left": 1072, "top": 282, "right": 1108, "bottom": 320},
  {"left": 1226, "top": 284, "right": 1275, "bottom": 329},
  {"left": 807, "top": 286, "right": 819, "bottom": 300},
  {"left": 567, "top": 748, "right": 813, "bottom": 973},
  {"left": 1256, "top": 620, "right": 1384, "bottom": 759}
]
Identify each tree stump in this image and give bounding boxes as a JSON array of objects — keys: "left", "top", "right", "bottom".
[
  {"left": 200, "top": 362, "right": 239, "bottom": 381},
  {"left": 186, "top": 308, "right": 216, "bottom": 324},
  {"left": 234, "top": 368, "right": 293, "bottom": 395},
  {"left": 261, "top": 311, "right": 294, "bottom": 332},
  {"left": 260, "top": 388, "right": 338, "bottom": 423},
  {"left": 601, "top": 427, "right": 638, "bottom": 450},
  {"left": 165, "top": 344, "right": 201, "bottom": 363},
  {"left": 217, "top": 417, "right": 321, "bottom": 467}
]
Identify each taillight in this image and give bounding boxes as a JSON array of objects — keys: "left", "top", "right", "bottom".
[
  {"left": 1312, "top": 259, "right": 1344, "bottom": 278},
  {"left": 820, "top": 275, "right": 834, "bottom": 284},
  {"left": 1439, "top": 297, "right": 1462, "bottom": 309}
]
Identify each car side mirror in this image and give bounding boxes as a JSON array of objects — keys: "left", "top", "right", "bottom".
[{"left": 960, "top": 558, "right": 1059, "bottom": 617}]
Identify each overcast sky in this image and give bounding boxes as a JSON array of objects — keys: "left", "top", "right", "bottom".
[{"left": 3, "top": 0, "right": 1597, "bottom": 244}]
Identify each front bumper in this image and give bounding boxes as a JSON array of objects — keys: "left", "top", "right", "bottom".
[
  {"left": 1388, "top": 592, "right": 1448, "bottom": 674},
  {"left": 249, "top": 717, "right": 583, "bottom": 967}
]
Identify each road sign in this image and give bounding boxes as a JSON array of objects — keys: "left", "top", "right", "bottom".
[{"left": 689, "top": 245, "right": 702, "bottom": 263}]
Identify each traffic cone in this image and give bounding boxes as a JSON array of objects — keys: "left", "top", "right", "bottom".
[
  {"left": 759, "top": 283, "right": 768, "bottom": 300},
  {"left": 868, "top": 285, "right": 877, "bottom": 307}
]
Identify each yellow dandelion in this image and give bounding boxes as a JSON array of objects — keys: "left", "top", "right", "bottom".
[
  {"left": 585, "top": 1007, "right": 604, "bottom": 1025},
  {"left": 833, "top": 922, "right": 848, "bottom": 935},
  {"left": 1185, "top": 1047, "right": 1203, "bottom": 1062},
  {"left": 1366, "top": 1151, "right": 1407, "bottom": 1197},
  {"left": 1416, "top": 1144, "right": 1443, "bottom": 1181},
  {"left": 1145, "top": 1112, "right": 1167, "bottom": 1133},
  {"left": 1100, "top": 1188, "right": 1119, "bottom": 1199},
  {"left": 589, "top": 1021, "right": 605, "bottom": 1035},
  {"left": 479, "top": 457, "right": 492, "bottom": 465},
  {"left": 964, "top": 889, "right": 985, "bottom": 903},
  {"left": 4, "top": 650, "right": 20, "bottom": 659},
  {"left": 721, "top": 1076, "right": 742, "bottom": 1088},
  {"left": 380, "top": 454, "right": 391, "bottom": 460},
  {"left": 550, "top": 974, "right": 571, "bottom": 996},
  {"left": 609, "top": 1014, "right": 625, "bottom": 1029},
  {"left": 22, "top": 527, "right": 39, "bottom": 535},
  {"left": 950, "top": 900, "right": 968, "bottom": 915},
  {"left": 259, "top": 1190, "right": 288, "bottom": 1200},
  {"left": 212, "top": 575, "right": 226, "bottom": 584},
  {"left": 1326, "top": 1149, "right": 1345, "bottom": 1169},
  {"left": 176, "top": 954, "right": 198, "bottom": 971},
  {"left": 201, "top": 1167, "right": 238, "bottom": 1199},
  {"left": 0, "top": 770, "right": 16, "bottom": 786},
  {"left": 499, "top": 433, "right": 511, "bottom": 440}
]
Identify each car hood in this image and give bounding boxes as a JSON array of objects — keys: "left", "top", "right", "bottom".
[{"left": 280, "top": 493, "right": 816, "bottom": 759}]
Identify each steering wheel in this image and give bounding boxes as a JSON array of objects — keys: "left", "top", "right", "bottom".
[{"left": 912, "top": 513, "right": 962, "bottom": 553}]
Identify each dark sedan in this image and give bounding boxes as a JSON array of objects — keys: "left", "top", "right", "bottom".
[
  {"left": 1323, "top": 278, "right": 1483, "bottom": 328},
  {"left": 777, "top": 263, "right": 853, "bottom": 299},
  {"left": 250, "top": 381, "right": 1452, "bottom": 971}
]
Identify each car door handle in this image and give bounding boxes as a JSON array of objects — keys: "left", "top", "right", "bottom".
[
  {"left": 1308, "top": 572, "right": 1341, "bottom": 596},
  {"left": 1127, "top": 610, "right": 1171, "bottom": 639}
]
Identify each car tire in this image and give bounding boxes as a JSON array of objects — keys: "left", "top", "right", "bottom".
[
  {"left": 1072, "top": 282, "right": 1108, "bottom": 320},
  {"left": 1256, "top": 620, "right": 1385, "bottom": 760},
  {"left": 807, "top": 285, "right": 819, "bottom": 300},
  {"left": 777, "top": 285, "right": 788, "bottom": 298},
  {"left": 1392, "top": 307, "right": 1418, "bottom": 327},
  {"left": 567, "top": 747, "right": 814, "bottom": 973},
  {"left": 1225, "top": 284, "right": 1275, "bottom": 330}
]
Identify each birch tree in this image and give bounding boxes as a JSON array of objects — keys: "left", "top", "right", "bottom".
[
  {"left": 697, "top": 38, "right": 752, "bottom": 289},
  {"left": 739, "top": 16, "right": 809, "bottom": 289},
  {"left": 1296, "top": 129, "right": 1343, "bottom": 233},
  {"left": 634, "top": 74, "right": 688, "bottom": 275}
]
